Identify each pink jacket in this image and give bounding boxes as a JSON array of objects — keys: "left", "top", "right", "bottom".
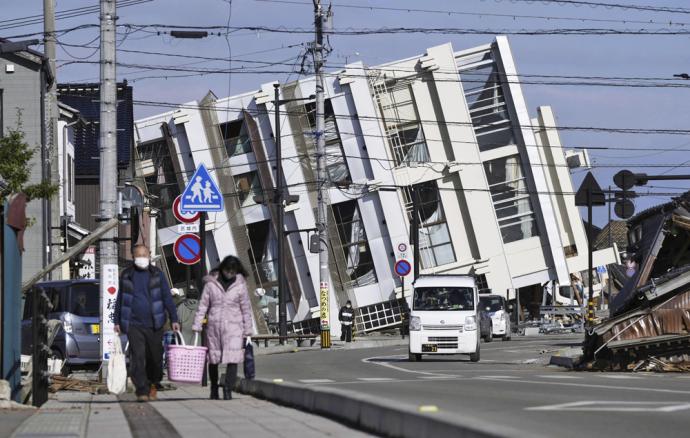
[{"left": 193, "top": 273, "right": 253, "bottom": 364}]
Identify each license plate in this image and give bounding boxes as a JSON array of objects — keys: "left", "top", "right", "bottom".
[
  {"left": 422, "top": 344, "right": 437, "bottom": 353},
  {"left": 91, "top": 324, "right": 100, "bottom": 334}
]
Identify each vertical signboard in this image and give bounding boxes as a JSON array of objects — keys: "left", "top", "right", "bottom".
[
  {"left": 101, "top": 264, "right": 119, "bottom": 360},
  {"left": 78, "top": 246, "right": 96, "bottom": 279},
  {"left": 319, "top": 281, "right": 329, "bottom": 330}
]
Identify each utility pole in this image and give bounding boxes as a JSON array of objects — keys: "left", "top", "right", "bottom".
[
  {"left": 314, "top": 0, "right": 331, "bottom": 349},
  {"left": 274, "top": 84, "right": 288, "bottom": 344},
  {"left": 43, "top": 0, "right": 58, "bottom": 279},
  {"left": 98, "top": 0, "right": 119, "bottom": 372}
]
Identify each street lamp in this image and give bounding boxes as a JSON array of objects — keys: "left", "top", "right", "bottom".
[{"left": 255, "top": 84, "right": 314, "bottom": 344}]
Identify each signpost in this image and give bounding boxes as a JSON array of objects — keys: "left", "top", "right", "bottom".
[{"left": 101, "top": 264, "right": 119, "bottom": 361}]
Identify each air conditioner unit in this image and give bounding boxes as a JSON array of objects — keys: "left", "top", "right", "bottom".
[{"left": 140, "top": 159, "right": 156, "bottom": 177}]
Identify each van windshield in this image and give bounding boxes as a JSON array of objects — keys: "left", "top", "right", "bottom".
[
  {"left": 69, "top": 284, "right": 100, "bottom": 317},
  {"left": 479, "top": 296, "right": 504, "bottom": 312},
  {"left": 413, "top": 287, "right": 474, "bottom": 311}
]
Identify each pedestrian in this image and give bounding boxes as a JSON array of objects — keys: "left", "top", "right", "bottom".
[
  {"left": 193, "top": 256, "right": 254, "bottom": 400},
  {"left": 400, "top": 299, "right": 410, "bottom": 339},
  {"left": 114, "top": 245, "right": 180, "bottom": 402},
  {"left": 339, "top": 300, "right": 354, "bottom": 342}
]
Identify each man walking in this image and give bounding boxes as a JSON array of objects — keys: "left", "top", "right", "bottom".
[
  {"left": 115, "top": 245, "right": 179, "bottom": 402},
  {"left": 339, "top": 300, "right": 354, "bottom": 343}
]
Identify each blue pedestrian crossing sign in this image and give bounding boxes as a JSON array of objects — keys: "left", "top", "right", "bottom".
[{"left": 180, "top": 164, "right": 224, "bottom": 212}]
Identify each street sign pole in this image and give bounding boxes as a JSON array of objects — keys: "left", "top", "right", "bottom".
[{"left": 587, "top": 187, "right": 595, "bottom": 327}]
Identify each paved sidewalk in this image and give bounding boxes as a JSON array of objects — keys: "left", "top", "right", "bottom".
[{"left": 8, "top": 384, "right": 374, "bottom": 438}]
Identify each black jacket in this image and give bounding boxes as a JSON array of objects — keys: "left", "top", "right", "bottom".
[{"left": 339, "top": 306, "right": 354, "bottom": 325}]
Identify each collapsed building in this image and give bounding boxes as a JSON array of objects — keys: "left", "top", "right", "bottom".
[
  {"left": 134, "top": 36, "right": 617, "bottom": 337},
  {"left": 585, "top": 192, "right": 690, "bottom": 368}
]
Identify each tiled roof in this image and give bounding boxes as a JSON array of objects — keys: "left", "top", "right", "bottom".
[
  {"left": 594, "top": 220, "right": 628, "bottom": 251},
  {"left": 57, "top": 83, "right": 133, "bottom": 177}
]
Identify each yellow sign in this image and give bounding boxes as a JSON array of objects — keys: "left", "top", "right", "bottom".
[
  {"left": 320, "top": 286, "right": 329, "bottom": 329},
  {"left": 91, "top": 324, "right": 100, "bottom": 334}
]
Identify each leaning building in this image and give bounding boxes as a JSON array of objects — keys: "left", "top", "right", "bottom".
[{"left": 134, "top": 37, "right": 617, "bottom": 336}]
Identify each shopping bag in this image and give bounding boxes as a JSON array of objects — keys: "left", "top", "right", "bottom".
[
  {"left": 107, "top": 337, "right": 127, "bottom": 395},
  {"left": 243, "top": 342, "right": 255, "bottom": 380}
]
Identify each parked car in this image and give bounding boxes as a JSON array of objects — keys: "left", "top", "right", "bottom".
[
  {"left": 479, "top": 295, "right": 512, "bottom": 341},
  {"left": 22, "top": 279, "right": 122, "bottom": 371}
]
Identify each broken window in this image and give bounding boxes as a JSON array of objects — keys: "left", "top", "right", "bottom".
[
  {"left": 331, "top": 200, "right": 377, "bottom": 287},
  {"left": 137, "top": 139, "right": 181, "bottom": 228},
  {"left": 374, "top": 79, "right": 430, "bottom": 166},
  {"left": 219, "top": 118, "right": 251, "bottom": 157},
  {"left": 246, "top": 220, "right": 278, "bottom": 285},
  {"left": 403, "top": 181, "right": 456, "bottom": 268},
  {"left": 475, "top": 274, "right": 490, "bottom": 294},
  {"left": 305, "top": 100, "right": 351, "bottom": 184},
  {"left": 233, "top": 171, "right": 262, "bottom": 207},
  {"left": 484, "top": 155, "right": 539, "bottom": 243},
  {"left": 460, "top": 59, "right": 515, "bottom": 152}
]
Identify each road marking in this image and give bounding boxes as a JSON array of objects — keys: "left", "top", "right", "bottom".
[
  {"left": 537, "top": 375, "right": 581, "bottom": 379},
  {"left": 419, "top": 376, "right": 460, "bottom": 380},
  {"left": 357, "top": 377, "right": 396, "bottom": 381},
  {"left": 475, "top": 375, "right": 518, "bottom": 380},
  {"left": 362, "top": 355, "right": 457, "bottom": 378},
  {"left": 298, "top": 379, "right": 335, "bottom": 384},
  {"left": 476, "top": 376, "right": 690, "bottom": 395},
  {"left": 527, "top": 401, "right": 690, "bottom": 412},
  {"left": 598, "top": 375, "right": 644, "bottom": 380}
]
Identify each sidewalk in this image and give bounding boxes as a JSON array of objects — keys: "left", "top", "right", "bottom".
[{"left": 8, "top": 384, "right": 374, "bottom": 438}]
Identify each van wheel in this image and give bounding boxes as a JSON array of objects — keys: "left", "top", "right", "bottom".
[
  {"left": 408, "top": 352, "right": 422, "bottom": 362},
  {"left": 469, "top": 343, "right": 480, "bottom": 362}
]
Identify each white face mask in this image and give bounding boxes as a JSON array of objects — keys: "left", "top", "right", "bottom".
[{"left": 134, "top": 257, "right": 150, "bottom": 269}]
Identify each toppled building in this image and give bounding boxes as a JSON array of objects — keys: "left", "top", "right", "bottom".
[{"left": 585, "top": 191, "right": 690, "bottom": 368}]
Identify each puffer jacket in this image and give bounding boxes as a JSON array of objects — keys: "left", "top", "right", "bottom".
[
  {"left": 115, "top": 265, "right": 178, "bottom": 334},
  {"left": 193, "top": 273, "right": 254, "bottom": 364}
]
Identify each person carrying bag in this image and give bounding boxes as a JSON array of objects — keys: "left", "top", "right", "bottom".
[
  {"left": 193, "top": 256, "right": 254, "bottom": 400},
  {"left": 107, "top": 337, "right": 127, "bottom": 395}
]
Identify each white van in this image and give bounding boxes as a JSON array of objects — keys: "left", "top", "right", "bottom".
[{"left": 408, "top": 275, "right": 480, "bottom": 362}]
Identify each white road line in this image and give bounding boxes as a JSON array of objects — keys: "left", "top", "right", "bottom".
[
  {"left": 477, "top": 376, "right": 690, "bottom": 395},
  {"left": 361, "top": 355, "right": 458, "bottom": 378},
  {"left": 419, "top": 376, "right": 460, "bottom": 380},
  {"left": 475, "top": 375, "right": 519, "bottom": 380},
  {"left": 298, "top": 379, "right": 336, "bottom": 384},
  {"left": 527, "top": 401, "right": 690, "bottom": 412},
  {"left": 357, "top": 377, "right": 396, "bottom": 381},
  {"left": 538, "top": 375, "right": 581, "bottom": 379},
  {"left": 598, "top": 375, "right": 644, "bottom": 379}
]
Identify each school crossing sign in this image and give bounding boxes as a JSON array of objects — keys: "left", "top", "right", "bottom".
[{"left": 181, "top": 164, "right": 224, "bottom": 212}]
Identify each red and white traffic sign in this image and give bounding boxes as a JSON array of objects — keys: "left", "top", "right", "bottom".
[
  {"left": 173, "top": 234, "right": 202, "bottom": 265},
  {"left": 173, "top": 195, "right": 201, "bottom": 224}
]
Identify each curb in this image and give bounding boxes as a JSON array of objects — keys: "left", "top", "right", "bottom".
[{"left": 236, "top": 378, "right": 528, "bottom": 438}]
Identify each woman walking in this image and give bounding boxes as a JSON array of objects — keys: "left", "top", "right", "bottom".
[{"left": 193, "top": 256, "right": 253, "bottom": 400}]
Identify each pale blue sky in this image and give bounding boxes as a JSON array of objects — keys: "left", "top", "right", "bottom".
[{"left": 4, "top": 0, "right": 690, "bottom": 224}]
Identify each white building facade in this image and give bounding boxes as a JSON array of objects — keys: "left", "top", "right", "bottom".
[{"left": 134, "top": 37, "right": 616, "bottom": 336}]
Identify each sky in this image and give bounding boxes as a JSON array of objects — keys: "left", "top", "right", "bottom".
[{"left": 3, "top": 0, "right": 690, "bottom": 226}]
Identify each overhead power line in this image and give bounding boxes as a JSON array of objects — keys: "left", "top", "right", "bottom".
[
  {"left": 254, "top": 0, "right": 690, "bottom": 26},
  {"left": 504, "top": 0, "right": 690, "bottom": 15}
]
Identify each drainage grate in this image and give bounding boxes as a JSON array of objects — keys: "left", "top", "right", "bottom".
[{"left": 119, "top": 395, "right": 182, "bottom": 438}]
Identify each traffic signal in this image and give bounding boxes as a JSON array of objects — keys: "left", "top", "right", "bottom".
[
  {"left": 32, "top": 288, "right": 53, "bottom": 407},
  {"left": 613, "top": 170, "right": 638, "bottom": 219}
]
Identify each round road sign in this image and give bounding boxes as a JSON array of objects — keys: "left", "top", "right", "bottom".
[
  {"left": 397, "top": 243, "right": 408, "bottom": 253},
  {"left": 173, "top": 234, "right": 202, "bottom": 265},
  {"left": 395, "top": 259, "right": 412, "bottom": 277},
  {"left": 173, "top": 195, "right": 201, "bottom": 224}
]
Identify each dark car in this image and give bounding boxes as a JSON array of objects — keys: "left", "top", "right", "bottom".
[{"left": 22, "top": 280, "right": 121, "bottom": 371}]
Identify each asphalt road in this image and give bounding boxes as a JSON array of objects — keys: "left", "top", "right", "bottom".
[{"left": 255, "top": 335, "right": 690, "bottom": 438}]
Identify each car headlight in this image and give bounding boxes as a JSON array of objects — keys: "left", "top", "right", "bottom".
[
  {"left": 465, "top": 316, "right": 477, "bottom": 331},
  {"left": 410, "top": 316, "right": 421, "bottom": 331},
  {"left": 62, "top": 318, "right": 73, "bottom": 334}
]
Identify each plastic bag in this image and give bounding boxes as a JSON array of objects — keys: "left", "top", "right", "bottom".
[
  {"left": 243, "top": 342, "right": 255, "bottom": 380},
  {"left": 107, "top": 337, "right": 128, "bottom": 395}
]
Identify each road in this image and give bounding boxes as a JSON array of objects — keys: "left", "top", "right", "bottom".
[{"left": 256, "top": 335, "right": 690, "bottom": 438}]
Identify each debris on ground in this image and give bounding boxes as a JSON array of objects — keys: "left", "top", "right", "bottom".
[{"left": 49, "top": 376, "right": 107, "bottom": 394}]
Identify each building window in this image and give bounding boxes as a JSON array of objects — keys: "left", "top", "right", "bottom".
[
  {"left": 246, "top": 220, "right": 277, "bottom": 285},
  {"left": 475, "top": 274, "right": 490, "bottom": 294},
  {"left": 374, "top": 79, "right": 430, "bottom": 166},
  {"left": 331, "top": 200, "right": 377, "bottom": 287},
  {"left": 484, "top": 155, "right": 539, "bottom": 244},
  {"left": 219, "top": 118, "right": 251, "bottom": 157},
  {"left": 460, "top": 59, "right": 515, "bottom": 152},
  {"left": 137, "top": 139, "right": 181, "bottom": 228},
  {"left": 403, "top": 181, "right": 456, "bottom": 269},
  {"left": 305, "top": 100, "right": 351, "bottom": 184},
  {"left": 234, "top": 171, "right": 261, "bottom": 207}
]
